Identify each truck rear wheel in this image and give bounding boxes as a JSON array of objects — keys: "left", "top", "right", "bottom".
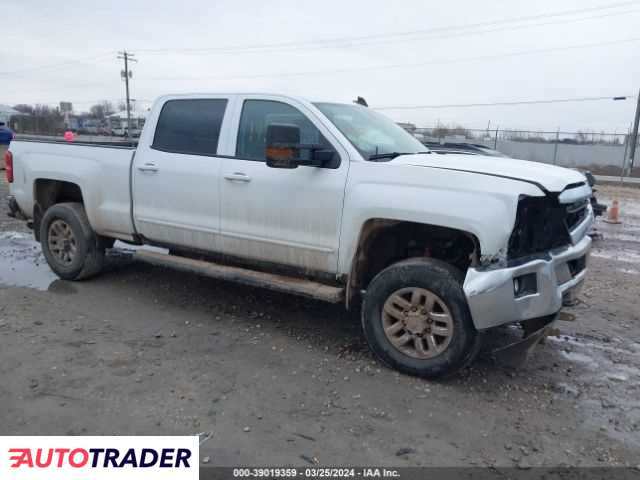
[
  {"left": 361, "top": 258, "right": 480, "bottom": 379},
  {"left": 40, "top": 202, "right": 105, "bottom": 280}
]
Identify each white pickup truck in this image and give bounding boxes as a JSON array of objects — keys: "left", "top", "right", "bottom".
[{"left": 5, "top": 93, "right": 593, "bottom": 378}]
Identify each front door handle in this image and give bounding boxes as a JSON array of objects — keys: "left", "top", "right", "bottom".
[
  {"left": 138, "top": 163, "right": 159, "bottom": 173},
  {"left": 224, "top": 172, "right": 251, "bottom": 183}
]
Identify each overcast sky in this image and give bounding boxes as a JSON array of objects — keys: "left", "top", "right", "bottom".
[{"left": 2, "top": 0, "right": 639, "bottom": 132}]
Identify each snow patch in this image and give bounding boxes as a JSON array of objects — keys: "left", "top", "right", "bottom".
[
  {"left": 591, "top": 249, "right": 640, "bottom": 264},
  {"left": 617, "top": 267, "right": 639, "bottom": 275}
]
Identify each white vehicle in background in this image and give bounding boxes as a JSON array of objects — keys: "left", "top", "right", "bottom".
[
  {"left": 108, "top": 111, "right": 146, "bottom": 137},
  {"left": 109, "top": 127, "right": 142, "bottom": 138},
  {"left": 5, "top": 93, "right": 593, "bottom": 378}
]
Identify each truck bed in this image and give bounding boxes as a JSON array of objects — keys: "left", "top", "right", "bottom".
[{"left": 8, "top": 138, "right": 137, "bottom": 241}]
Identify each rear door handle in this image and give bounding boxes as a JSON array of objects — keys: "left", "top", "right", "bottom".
[
  {"left": 138, "top": 163, "right": 159, "bottom": 173},
  {"left": 224, "top": 172, "right": 251, "bottom": 183}
]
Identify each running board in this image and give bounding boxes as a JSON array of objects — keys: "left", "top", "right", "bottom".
[{"left": 133, "top": 250, "right": 344, "bottom": 303}]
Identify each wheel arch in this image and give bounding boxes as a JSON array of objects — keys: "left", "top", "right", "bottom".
[
  {"left": 33, "top": 178, "right": 85, "bottom": 241},
  {"left": 345, "top": 218, "right": 481, "bottom": 308}
]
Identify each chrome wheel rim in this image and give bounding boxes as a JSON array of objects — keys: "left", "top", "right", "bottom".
[
  {"left": 382, "top": 287, "right": 454, "bottom": 359},
  {"left": 48, "top": 219, "right": 77, "bottom": 266}
]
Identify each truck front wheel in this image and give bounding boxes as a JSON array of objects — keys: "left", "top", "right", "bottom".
[
  {"left": 40, "top": 202, "right": 105, "bottom": 280},
  {"left": 361, "top": 258, "right": 480, "bottom": 379}
]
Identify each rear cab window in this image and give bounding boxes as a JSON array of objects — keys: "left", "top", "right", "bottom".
[{"left": 152, "top": 99, "right": 228, "bottom": 156}]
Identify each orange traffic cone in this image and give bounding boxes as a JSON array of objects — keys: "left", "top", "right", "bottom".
[{"left": 604, "top": 200, "right": 622, "bottom": 224}]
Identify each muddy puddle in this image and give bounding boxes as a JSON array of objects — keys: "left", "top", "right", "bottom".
[
  {"left": 0, "top": 231, "right": 165, "bottom": 292},
  {"left": 0, "top": 231, "right": 58, "bottom": 290},
  {"left": 548, "top": 333, "right": 640, "bottom": 448}
]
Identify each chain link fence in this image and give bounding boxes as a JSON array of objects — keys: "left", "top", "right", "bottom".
[
  {"left": 411, "top": 126, "right": 638, "bottom": 178},
  {"left": 7, "top": 112, "right": 640, "bottom": 179}
]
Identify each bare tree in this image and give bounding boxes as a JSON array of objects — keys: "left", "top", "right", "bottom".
[
  {"left": 89, "top": 101, "right": 115, "bottom": 120},
  {"left": 12, "top": 104, "right": 34, "bottom": 115},
  {"left": 576, "top": 131, "right": 589, "bottom": 144},
  {"left": 431, "top": 124, "right": 470, "bottom": 139},
  {"left": 11, "top": 104, "right": 63, "bottom": 134}
]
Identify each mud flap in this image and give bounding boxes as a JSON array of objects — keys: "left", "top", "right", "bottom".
[{"left": 7, "top": 196, "right": 27, "bottom": 220}]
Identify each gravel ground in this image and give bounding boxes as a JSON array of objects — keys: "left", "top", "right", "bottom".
[{"left": 1, "top": 178, "right": 639, "bottom": 468}]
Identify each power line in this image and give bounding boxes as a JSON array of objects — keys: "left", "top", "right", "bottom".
[
  {"left": 0, "top": 52, "right": 115, "bottom": 77},
  {"left": 2, "top": 0, "right": 637, "bottom": 82},
  {"left": 140, "top": 36, "right": 640, "bottom": 82},
  {"left": 325, "top": 8, "right": 640, "bottom": 51},
  {"left": 13, "top": 34, "right": 638, "bottom": 97},
  {"left": 136, "top": 1, "right": 639, "bottom": 55},
  {"left": 2, "top": 1, "right": 637, "bottom": 81},
  {"left": 13, "top": 35, "right": 640, "bottom": 93},
  {"left": 8, "top": 30, "right": 640, "bottom": 99},
  {"left": 127, "top": 8, "right": 640, "bottom": 61},
  {"left": 374, "top": 95, "right": 637, "bottom": 111}
]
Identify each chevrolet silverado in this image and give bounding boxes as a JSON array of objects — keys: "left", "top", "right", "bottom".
[{"left": 5, "top": 93, "right": 594, "bottom": 378}]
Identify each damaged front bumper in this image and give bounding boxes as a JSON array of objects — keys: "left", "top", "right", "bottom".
[{"left": 463, "top": 233, "right": 592, "bottom": 331}]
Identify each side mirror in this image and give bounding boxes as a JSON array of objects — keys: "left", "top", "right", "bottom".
[
  {"left": 311, "top": 149, "right": 338, "bottom": 168},
  {"left": 266, "top": 124, "right": 301, "bottom": 169}
]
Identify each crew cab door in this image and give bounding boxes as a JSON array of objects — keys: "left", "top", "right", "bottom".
[
  {"left": 132, "top": 96, "right": 233, "bottom": 251},
  {"left": 220, "top": 96, "right": 349, "bottom": 275}
]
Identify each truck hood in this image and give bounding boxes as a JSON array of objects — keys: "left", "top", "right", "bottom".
[{"left": 393, "top": 153, "right": 587, "bottom": 193}]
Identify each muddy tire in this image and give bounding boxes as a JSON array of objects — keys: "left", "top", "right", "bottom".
[
  {"left": 362, "top": 257, "right": 480, "bottom": 379},
  {"left": 40, "top": 202, "right": 105, "bottom": 281}
]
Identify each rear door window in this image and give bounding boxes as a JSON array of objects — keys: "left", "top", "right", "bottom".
[{"left": 152, "top": 99, "right": 228, "bottom": 156}]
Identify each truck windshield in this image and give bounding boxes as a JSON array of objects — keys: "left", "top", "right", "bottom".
[{"left": 314, "top": 102, "right": 428, "bottom": 160}]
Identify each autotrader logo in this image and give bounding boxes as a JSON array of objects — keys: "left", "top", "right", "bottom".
[
  {"left": 1, "top": 436, "right": 199, "bottom": 480},
  {"left": 9, "top": 447, "right": 192, "bottom": 468}
]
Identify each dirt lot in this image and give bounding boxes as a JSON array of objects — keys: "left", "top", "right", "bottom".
[{"left": 1, "top": 178, "right": 639, "bottom": 468}]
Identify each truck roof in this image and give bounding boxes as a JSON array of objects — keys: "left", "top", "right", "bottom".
[{"left": 155, "top": 92, "right": 344, "bottom": 105}]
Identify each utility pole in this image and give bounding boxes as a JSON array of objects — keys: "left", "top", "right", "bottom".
[
  {"left": 117, "top": 51, "right": 137, "bottom": 141},
  {"left": 627, "top": 88, "right": 640, "bottom": 175}
]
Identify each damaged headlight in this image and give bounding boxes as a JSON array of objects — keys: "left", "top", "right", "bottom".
[{"left": 507, "top": 196, "right": 571, "bottom": 260}]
